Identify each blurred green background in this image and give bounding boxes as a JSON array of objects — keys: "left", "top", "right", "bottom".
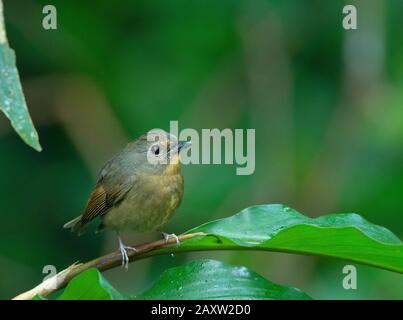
[{"left": 1, "top": 0, "right": 402, "bottom": 299}]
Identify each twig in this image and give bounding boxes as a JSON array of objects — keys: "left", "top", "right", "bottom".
[{"left": 12, "top": 232, "right": 206, "bottom": 300}]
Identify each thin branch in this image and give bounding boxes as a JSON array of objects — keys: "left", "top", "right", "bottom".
[{"left": 12, "top": 232, "right": 206, "bottom": 300}]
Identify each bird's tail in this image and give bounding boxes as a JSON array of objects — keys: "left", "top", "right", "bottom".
[{"left": 63, "top": 216, "right": 85, "bottom": 235}]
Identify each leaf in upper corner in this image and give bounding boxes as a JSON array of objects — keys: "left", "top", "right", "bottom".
[{"left": 0, "top": 43, "right": 41, "bottom": 151}]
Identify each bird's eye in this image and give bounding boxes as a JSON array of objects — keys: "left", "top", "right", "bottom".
[{"left": 151, "top": 145, "right": 160, "bottom": 155}]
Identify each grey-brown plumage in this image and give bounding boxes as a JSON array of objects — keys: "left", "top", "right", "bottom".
[{"left": 63, "top": 130, "right": 190, "bottom": 267}]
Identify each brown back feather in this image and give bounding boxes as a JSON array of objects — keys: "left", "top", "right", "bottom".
[
  {"left": 81, "top": 185, "right": 110, "bottom": 223},
  {"left": 80, "top": 180, "right": 134, "bottom": 226}
]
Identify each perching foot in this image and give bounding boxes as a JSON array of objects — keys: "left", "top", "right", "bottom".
[
  {"left": 118, "top": 237, "right": 137, "bottom": 270},
  {"left": 162, "top": 232, "right": 180, "bottom": 246}
]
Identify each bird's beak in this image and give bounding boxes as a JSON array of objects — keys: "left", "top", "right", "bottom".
[{"left": 177, "top": 141, "right": 192, "bottom": 152}]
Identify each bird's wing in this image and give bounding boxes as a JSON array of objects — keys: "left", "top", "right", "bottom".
[{"left": 80, "top": 179, "right": 133, "bottom": 225}]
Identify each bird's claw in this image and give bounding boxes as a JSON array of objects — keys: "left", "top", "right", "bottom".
[
  {"left": 118, "top": 237, "right": 137, "bottom": 270},
  {"left": 162, "top": 232, "right": 180, "bottom": 246}
]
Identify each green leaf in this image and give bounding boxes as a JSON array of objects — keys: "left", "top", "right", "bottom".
[
  {"left": 135, "top": 259, "right": 311, "bottom": 300},
  {"left": 55, "top": 260, "right": 310, "bottom": 300},
  {"left": 0, "top": 4, "right": 41, "bottom": 151},
  {"left": 57, "top": 268, "right": 125, "bottom": 300},
  {"left": 49, "top": 205, "right": 403, "bottom": 299},
  {"left": 152, "top": 204, "right": 403, "bottom": 273}
]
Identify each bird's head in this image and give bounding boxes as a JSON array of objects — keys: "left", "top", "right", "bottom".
[{"left": 125, "top": 129, "right": 191, "bottom": 175}]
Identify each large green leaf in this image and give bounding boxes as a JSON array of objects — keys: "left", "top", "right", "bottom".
[
  {"left": 150, "top": 204, "right": 403, "bottom": 273},
  {"left": 135, "top": 259, "right": 311, "bottom": 300},
  {"left": 43, "top": 204, "right": 403, "bottom": 300},
  {"left": 0, "top": 4, "right": 41, "bottom": 151},
  {"left": 53, "top": 260, "right": 310, "bottom": 300}
]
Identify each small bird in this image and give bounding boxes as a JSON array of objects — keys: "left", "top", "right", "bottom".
[{"left": 63, "top": 130, "right": 191, "bottom": 269}]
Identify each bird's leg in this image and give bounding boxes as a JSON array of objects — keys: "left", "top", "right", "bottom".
[
  {"left": 117, "top": 235, "right": 137, "bottom": 270},
  {"left": 161, "top": 232, "right": 180, "bottom": 246}
]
